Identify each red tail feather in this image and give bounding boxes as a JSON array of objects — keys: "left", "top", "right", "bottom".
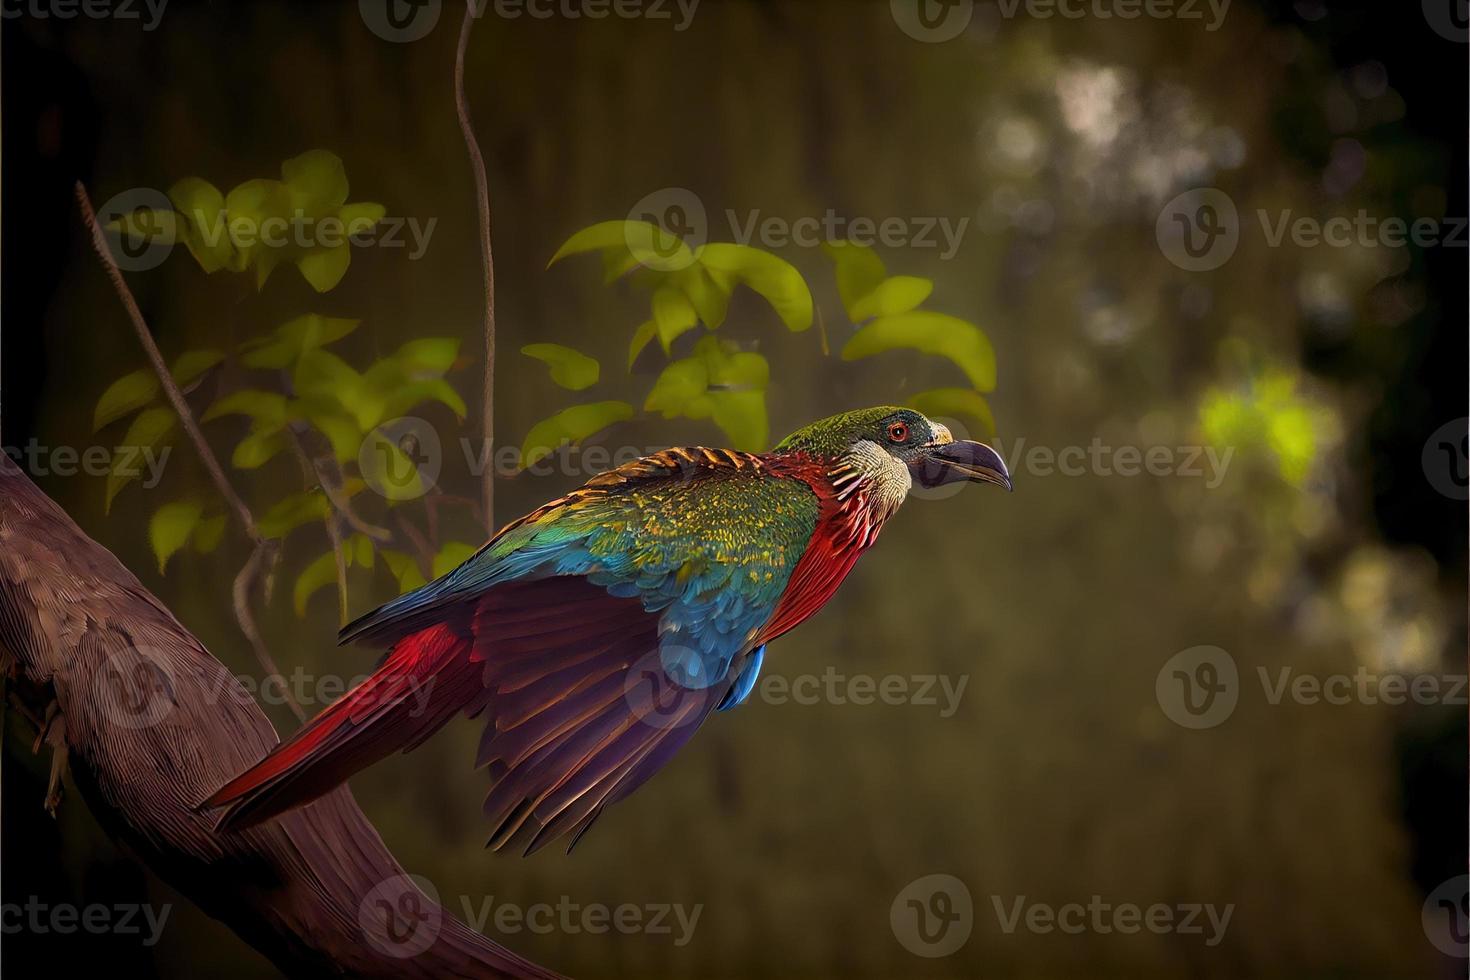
[{"left": 203, "top": 623, "right": 485, "bottom": 832}]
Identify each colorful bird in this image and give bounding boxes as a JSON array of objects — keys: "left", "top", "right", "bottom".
[{"left": 203, "top": 406, "right": 1011, "bottom": 854}]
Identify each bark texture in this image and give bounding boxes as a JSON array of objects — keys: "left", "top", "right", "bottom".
[{"left": 0, "top": 457, "right": 557, "bottom": 979}]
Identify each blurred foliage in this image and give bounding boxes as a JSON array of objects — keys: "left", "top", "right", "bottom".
[{"left": 95, "top": 153, "right": 481, "bottom": 620}]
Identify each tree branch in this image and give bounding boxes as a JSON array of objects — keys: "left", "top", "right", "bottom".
[
  {"left": 455, "top": 1, "right": 497, "bottom": 534},
  {"left": 0, "top": 460, "right": 557, "bottom": 979}
]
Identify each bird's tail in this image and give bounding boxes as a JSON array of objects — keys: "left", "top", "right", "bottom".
[{"left": 201, "top": 622, "right": 484, "bottom": 832}]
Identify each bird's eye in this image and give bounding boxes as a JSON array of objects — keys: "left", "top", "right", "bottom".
[{"left": 887, "top": 422, "right": 910, "bottom": 443}]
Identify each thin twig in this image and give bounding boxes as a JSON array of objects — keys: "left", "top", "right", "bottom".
[
  {"left": 454, "top": 0, "right": 496, "bottom": 534},
  {"left": 284, "top": 428, "right": 351, "bottom": 628},
  {"left": 231, "top": 540, "right": 303, "bottom": 722},
  {"left": 285, "top": 423, "right": 392, "bottom": 543},
  {"left": 75, "top": 181, "right": 303, "bottom": 723},
  {"left": 76, "top": 183, "right": 259, "bottom": 541}
]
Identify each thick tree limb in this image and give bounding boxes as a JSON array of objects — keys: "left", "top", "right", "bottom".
[{"left": 0, "top": 458, "right": 557, "bottom": 980}]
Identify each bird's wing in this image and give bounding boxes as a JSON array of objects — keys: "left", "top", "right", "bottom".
[{"left": 342, "top": 447, "right": 821, "bottom": 852}]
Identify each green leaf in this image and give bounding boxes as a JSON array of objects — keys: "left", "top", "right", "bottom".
[
  {"left": 240, "top": 314, "right": 360, "bottom": 369},
  {"left": 548, "top": 220, "right": 695, "bottom": 272},
  {"left": 297, "top": 243, "right": 352, "bottom": 292},
  {"left": 521, "top": 343, "right": 599, "bottom": 391},
  {"left": 909, "top": 388, "right": 996, "bottom": 439},
  {"left": 105, "top": 208, "right": 179, "bottom": 251},
  {"left": 150, "top": 500, "right": 203, "bottom": 574},
  {"left": 380, "top": 380, "right": 466, "bottom": 423},
  {"left": 652, "top": 286, "right": 699, "bottom": 351},
  {"left": 191, "top": 515, "right": 227, "bottom": 554},
  {"left": 106, "top": 407, "right": 175, "bottom": 511},
  {"left": 678, "top": 264, "right": 731, "bottom": 329},
  {"left": 295, "top": 350, "right": 383, "bottom": 431},
  {"left": 168, "top": 177, "right": 233, "bottom": 272},
  {"left": 644, "top": 358, "right": 709, "bottom": 418},
  {"left": 171, "top": 349, "right": 225, "bottom": 386},
  {"left": 708, "top": 389, "right": 768, "bottom": 451},
  {"left": 281, "top": 149, "right": 349, "bottom": 213},
  {"left": 842, "top": 312, "right": 997, "bottom": 392},
  {"left": 694, "top": 335, "right": 768, "bottom": 390},
  {"left": 223, "top": 178, "right": 292, "bottom": 269},
  {"left": 393, "top": 338, "right": 460, "bottom": 375},
  {"left": 294, "top": 551, "right": 341, "bottom": 616},
  {"left": 339, "top": 201, "right": 386, "bottom": 235},
  {"left": 232, "top": 428, "right": 287, "bottom": 470},
  {"left": 822, "top": 241, "right": 887, "bottom": 318},
  {"left": 257, "top": 490, "right": 333, "bottom": 539},
  {"left": 848, "top": 276, "right": 934, "bottom": 321},
  {"left": 358, "top": 426, "right": 428, "bottom": 500},
  {"left": 519, "top": 401, "right": 635, "bottom": 469},
  {"left": 381, "top": 549, "right": 428, "bottom": 592},
  {"left": 696, "top": 244, "right": 812, "bottom": 331},
  {"left": 644, "top": 339, "right": 770, "bottom": 450},
  {"left": 628, "top": 320, "right": 658, "bottom": 370},
  {"left": 289, "top": 401, "right": 363, "bottom": 464},
  {"left": 202, "top": 389, "right": 289, "bottom": 426},
  {"left": 348, "top": 533, "right": 376, "bottom": 569},
  {"left": 94, "top": 370, "right": 158, "bottom": 431},
  {"left": 432, "top": 541, "right": 478, "bottom": 579}
]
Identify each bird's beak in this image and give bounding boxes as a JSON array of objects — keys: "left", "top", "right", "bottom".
[{"left": 910, "top": 439, "right": 1013, "bottom": 491}]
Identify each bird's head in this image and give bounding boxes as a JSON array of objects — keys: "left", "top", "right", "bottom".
[{"left": 775, "top": 406, "right": 1012, "bottom": 508}]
